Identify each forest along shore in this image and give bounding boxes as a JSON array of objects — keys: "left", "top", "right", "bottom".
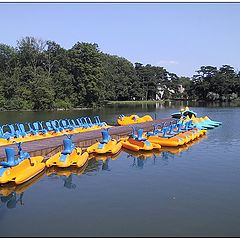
[{"left": 1, "top": 37, "right": 240, "bottom": 112}]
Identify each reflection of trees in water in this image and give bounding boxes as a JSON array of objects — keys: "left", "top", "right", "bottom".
[
  {"left": 0, "top": 192, "right": 24, "bottom": 209},
  {"left": 61, "top": 175, "right": 76, "bottom": 189},
  {"left": 84, "top": 158, "right": 111, "bottom": 175}
]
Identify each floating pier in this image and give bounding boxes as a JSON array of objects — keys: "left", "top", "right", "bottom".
[{"left": 0, "top": 118, "right": 175, "bottom": 160}]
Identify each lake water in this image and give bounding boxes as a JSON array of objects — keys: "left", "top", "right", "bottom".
[{"left": 0, "top": 101, "right": 240, "bottom": 237}]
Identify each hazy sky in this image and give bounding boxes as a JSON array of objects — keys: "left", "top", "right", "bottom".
[{"left": 0, "top": 3, "right": 239, "bottom": 77}]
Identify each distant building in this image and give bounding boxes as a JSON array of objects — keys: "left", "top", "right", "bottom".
[{"left": 156, "top": 84, "right": 175, "bottom": 100}]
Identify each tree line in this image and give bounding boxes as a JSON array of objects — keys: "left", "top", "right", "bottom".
[{"left": 0, "top": 36, "right": 239, "bottom": 110}]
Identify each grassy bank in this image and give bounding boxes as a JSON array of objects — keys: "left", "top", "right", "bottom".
[{"left": 106, "top": 100, "right": 167, "bottom": 105}]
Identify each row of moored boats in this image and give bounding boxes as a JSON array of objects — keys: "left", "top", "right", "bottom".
[{"left": 0, "top": 107, "right": 222, "bottom": 185}]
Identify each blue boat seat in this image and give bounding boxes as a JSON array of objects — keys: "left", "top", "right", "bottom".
[
  {"left": 61, "top": 139, "right": 74, "bottom": 155},
  {"left": 100, "top": 129, "right": 111, "bottom": 144},
  {"left": 0, "top": 148, "right": 19, "bottom": 167},
  {"left": 136, "top": 129, "right": 146, "bottom": 141},
  {"left": 17, "top": 123, "right": 28, "bottom": 136}
]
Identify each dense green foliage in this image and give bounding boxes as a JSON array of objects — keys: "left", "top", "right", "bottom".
[{"left": 0, "top": 37, "right": 239, "bottom": 110}]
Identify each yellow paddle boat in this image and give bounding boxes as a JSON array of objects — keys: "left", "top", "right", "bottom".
[
  {"left": 45, "top": 135, "right": 89, "bottom": 168},
  {"left": 0, "top": 143, "right": 45, "bottom": 185},
  {"left": 121, "top": 128, "right": 161, "bottom": 152},
  {"left": 117, "top": 114, "right": 153, "bottom": 126},
  {"left": 87, "top": 129, "right": 122, "bottom": 155},
  {"left": 0, "top": 171, "right": 45, "bottom": 197}
]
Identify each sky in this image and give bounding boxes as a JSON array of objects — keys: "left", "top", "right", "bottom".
[{"left": 0, "top": 3, "right": 240, "bottom": 77}]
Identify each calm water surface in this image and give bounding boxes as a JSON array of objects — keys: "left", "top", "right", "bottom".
[{"left": 0, "top": 102, "right": 240, "bottom": 237}]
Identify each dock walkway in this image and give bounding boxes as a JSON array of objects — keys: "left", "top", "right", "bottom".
[{"left": 0, "top": 118, "right": 175, "bottom": 159}]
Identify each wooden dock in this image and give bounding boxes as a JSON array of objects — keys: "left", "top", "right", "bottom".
[{"left": 0, "top": 118, "right": 175, "bottom": 160}]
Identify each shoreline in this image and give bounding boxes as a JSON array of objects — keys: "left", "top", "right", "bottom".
[{"left": 1, "top": 98, "right": 240, "bottom": 112}]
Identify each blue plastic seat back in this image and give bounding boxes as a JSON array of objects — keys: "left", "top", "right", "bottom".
[
  {"left": 18, "top": 124, "right": 26, "bottom": 134},
  {"left": 83, "top": 117, "right": 91, "bottom": 127},
  {"left": 61, "top": 139, "right": 74, "bottom": 155},
  {"left": 94, "top": 116, "right": 100, "bottom": 124},
  {"left": 0, "top": 148, "right": 18, "bottom": 167},
  {"left": 38, "top": 121, "right": 45, "bottom": 130},
  {"left": 101, "top": 129, "right": 111, "bottom": 143},
  {"left": 27, "top": 123, "right": 38, "bottom": 135},
  {"left": 129, "top": 126, "right": 137, "bottom": 139},
  {"left": 51, "top": 121, "right": 57, "bottom": 128},
  {"left": 65, "top": 119, "right": 75, "bottom": 130},
  {"left": 7, "top": 124, "right": 16, "bottom": 135},
  {"left": 95, "top": 116, "right": 106, "bottom": 126},
  {"left": 65, "top": 119, "right": 72, "bottom": 127},
  {"left": 14, "top": 130, "right": 22, "bottom": 138},
  {"left": 69, "top": 119, "right": 77, "bottom": 128},
  {"left": 136, "top": 129, "right": 146, "bottom": 141},
  {"left": 61, "top": 120, "right": 67, "bottom": 128},
  {"left": 162, "top": 127, "right": 168, "bottom": 137},
  {"left": 45, "top": 122, "right": 53, "bottom": 131},
  {"left": 33, "top": 122, "right": 39, "bottom": 131},
  {"left": 80, "top": 118, "right": 89, "bottom": 128},
  {"left": 76, "top": 118, "right": 83, "bottom": 127},
  {"left": 0, "top": 126, "right": 4, "bottom": 136},
  {"left": 87, "top": 117, "right": 93, "bottom": 125},
  {"left": 17, "top": 142, "right": 30, "bottom": 161}
]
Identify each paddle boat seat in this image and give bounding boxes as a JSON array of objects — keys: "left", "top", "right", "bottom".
[
  {"left": 0, "top": 148, "right": 20, "bottom": 167},
  {"left": 100, "top": 129, "right": 111, "bottom": 144},
  {"left": 61, "top": 139, "right": 75, "bottom": 155},
  {"left": 136, "top": 129, "right": 146, "bottom": 141},
  {"left": 17, "top": 123, "right": 28, "bottom": 137},
  {"left": 33, "top": 122, "right": 48, "bottom": 134}
]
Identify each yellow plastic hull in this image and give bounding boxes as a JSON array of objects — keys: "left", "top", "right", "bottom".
[
  {"left": 121, "top": 138, "right": 161, "bottom": 152},
  {"left": 147, "top": 135, "right": 184, "bottom": 147},
  {"left": 46, "top": 148, "right": 89, "bottom": 168},
  {"left": 87, "top": 139, "right": 122, "bottom": 155},
  {"left": 117, "top": 115, "right": 153, "bottom": 126},
  {"left": 0, "top": 156, "right": 45, "bottom": 185},
  {"left": 0, "top": 171, "right": 45, "bottom": 196}
]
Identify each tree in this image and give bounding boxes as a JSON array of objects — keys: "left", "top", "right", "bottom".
[{"left": 68, "top": 42, "right": 104, "bottom": 107}]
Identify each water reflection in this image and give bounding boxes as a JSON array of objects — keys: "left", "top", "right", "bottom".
[
  {"left": 85, "top": 151, "right": 121, "bottom": 174},
  {"left": 123, "top": 149, "right": 162, "bottom": 169},
  {"left": 0, "top": 171, "right": 45, "bottom": 209},
  {"left": 121, "top": 134, "right": 208, "bottom": 169},
  {"left": 46, "top": 164, "right": 88, "bottom": 189}
]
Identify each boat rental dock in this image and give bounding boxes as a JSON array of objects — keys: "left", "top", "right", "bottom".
[{"left": 0, "top": 118, "right": 174, "bottom": 160}]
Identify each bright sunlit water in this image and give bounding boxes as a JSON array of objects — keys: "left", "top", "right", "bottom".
[{"left": 0, "top": 101, "right": 240, "bottom": 237}]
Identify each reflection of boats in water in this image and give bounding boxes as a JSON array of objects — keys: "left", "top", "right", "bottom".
[
  {"left": 123, "top": 148, "right": 161, "bottom": 160},
  {"left": 85, "top": 151, "right": 121, "bottom": 174},
  {"left": 0, "top": 171, "right": 45, "bottom": 209},
  {"left": 45, "top": 163, "right": 88, "bottom": 189},
  {"left": 88, "top": 150, "right": 121, "bottom": 162},
  {"left": 123, "top": 148, "right": 161, "bottom": 169},
  {"left": 46, "top": 163, "right": 88, "bottom": 177}
]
